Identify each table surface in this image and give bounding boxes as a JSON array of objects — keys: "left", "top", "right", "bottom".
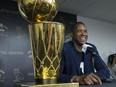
[
  {"left": 14, "top": 82, "right": 79, "bottom": 87},
  {"left": 14, "top": 80, "right": 116, "bottom": 87}
]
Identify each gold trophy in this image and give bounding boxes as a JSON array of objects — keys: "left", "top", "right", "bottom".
[{"left": 18, "top": 0, "right": 65, "bottom": 84}]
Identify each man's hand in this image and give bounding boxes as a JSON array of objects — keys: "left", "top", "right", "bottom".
[{"left": 71, "top": 73, "right": 102, "bottom": 85}]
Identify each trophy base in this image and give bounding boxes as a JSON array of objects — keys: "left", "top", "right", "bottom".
[
  {"left": 35, "top": 78, "right": 57, "bottom": 84},
  {"left": 14, "top": 82, "right": 79, "bottom": 87}
]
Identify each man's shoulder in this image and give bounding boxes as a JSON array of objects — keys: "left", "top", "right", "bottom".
[
  {"left": 63, "top": 41, "right": 73, "bottom": 46},
  {"left": 86, "top": 42, "right": 98, "bottom": 51},
  {"left": 63, "top": 41, "right": 74, "bottom": 49},
  {"left": 86, "top": 42, "right": 96, "bottom": 48}
]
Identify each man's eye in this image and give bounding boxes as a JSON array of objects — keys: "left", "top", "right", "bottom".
[
  {"left": 84, "top": 30, "right": 87, "bottom": 33},
  {"left": 77, "top": 30, "right": 81, "bottom": 32}
]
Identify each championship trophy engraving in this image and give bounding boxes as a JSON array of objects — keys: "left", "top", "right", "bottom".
[{"left": 18, "top": 0, "right": 65, "bottom": 84}]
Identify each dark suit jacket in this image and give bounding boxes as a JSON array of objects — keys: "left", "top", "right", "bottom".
[{"left": 58, "top": 41, "right": 110, "bottom": 83}]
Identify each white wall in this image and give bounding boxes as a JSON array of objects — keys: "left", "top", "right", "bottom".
[{"left": 77, "top": 16, "right": 116, "bottom": 63}]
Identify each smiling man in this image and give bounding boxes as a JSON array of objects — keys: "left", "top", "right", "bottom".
[{"left": 58, "top": 22, "right": 110, "bottom": 85}]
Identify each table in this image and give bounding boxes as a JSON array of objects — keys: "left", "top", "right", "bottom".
[
  {"left": 14, "top": 83, "right": 79, "bottom": 87},
  {"left": 14, "top": 80, "right": 116, "bottom": 87}
]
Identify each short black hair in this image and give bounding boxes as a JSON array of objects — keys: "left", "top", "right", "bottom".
[{"left": 71, "top": 22, "right": 86, "bottom": 32}]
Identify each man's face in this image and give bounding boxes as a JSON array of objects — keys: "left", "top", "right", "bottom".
[{"left": 72, "top": 24, "right": 88, "bottom": 46}]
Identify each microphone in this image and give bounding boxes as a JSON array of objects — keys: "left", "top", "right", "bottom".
[
  {"left": 82, "top": 44, "right": 116, "bottom": 83},
  {"left": 82, "top": 43, "right": 96, "bottom": 56},
  {"left": 82, "top": 44, "right": 92, "bottom": 53},
  {"left": 82, "top": 44, "right": 95, "bottom": 72}
]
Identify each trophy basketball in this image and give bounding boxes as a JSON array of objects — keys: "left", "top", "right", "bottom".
[{"left": 18, "top": 0, "right": 65, "bottom": 84}]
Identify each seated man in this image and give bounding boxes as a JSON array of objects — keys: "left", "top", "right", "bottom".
[{"left": 58, "top": 22, "right": 110, "bottom": 85}]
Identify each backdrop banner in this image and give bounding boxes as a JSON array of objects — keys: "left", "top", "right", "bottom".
[{"left": 0, "top": 0, "right": 76, "bottom": 87}]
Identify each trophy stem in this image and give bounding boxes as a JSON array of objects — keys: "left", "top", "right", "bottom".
[
  {"left": 29, "top": 21, "right": 64, "bottom": 84},
  {"left": 35, "top": 78, "right": 57, "bottom": 84}
]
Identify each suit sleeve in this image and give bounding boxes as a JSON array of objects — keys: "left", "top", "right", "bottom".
[
  {"left": 58, "top": 49, "right": 73, "bottom": 83},
  {"left": 92, "top": 45, "right": 110, "bottom": 80}
]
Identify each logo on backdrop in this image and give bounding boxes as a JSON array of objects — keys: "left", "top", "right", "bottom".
[
  {"left": 0, "top": 8, "right": 19, "bottom": 15},
  {"left": 0, "top": 23, "right": 8, "bottom": 32},
  {"left": 0, "top": 69, "right": 5, "bottom": 83},
  {"left": 28, "top": 50, "right": 32, "bottom": 59},
  {"left": 13, "top": 68, "right": 24, "bottom": 82},
  {"left": 16, "top": 26, "right": 26, "bottom": 39},
  {"left": 0, "top": 23, "right": 8, "bottom": 37}
]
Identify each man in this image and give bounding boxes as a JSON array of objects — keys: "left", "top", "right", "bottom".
[{"left": 58, "top": 22, "right": 110, "bottom": 85}]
